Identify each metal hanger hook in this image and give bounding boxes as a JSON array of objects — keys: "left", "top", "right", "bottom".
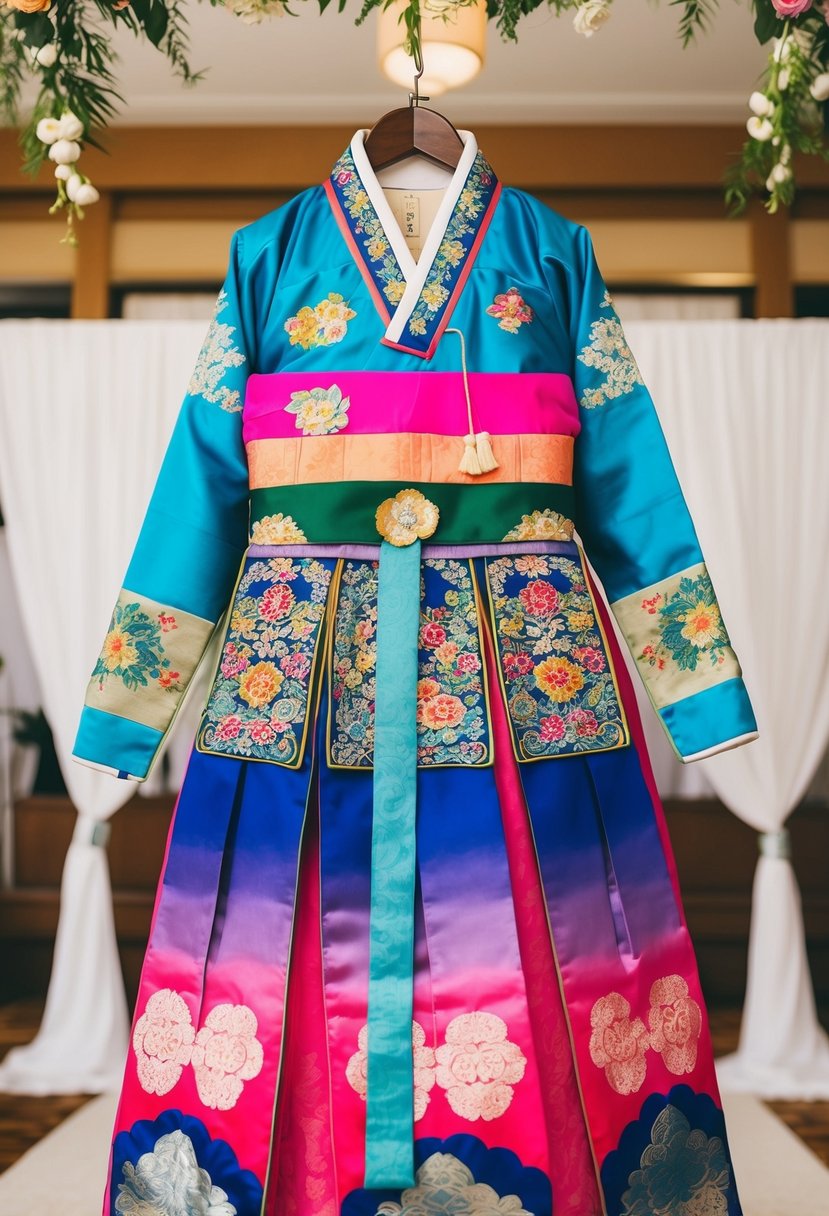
[{"left": 408, "top": 9, "right": 429, "bottom": 107}]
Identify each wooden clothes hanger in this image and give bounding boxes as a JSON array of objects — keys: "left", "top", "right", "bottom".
[{"left": 363, "top": 25, "right": 464, "bottom": 172}]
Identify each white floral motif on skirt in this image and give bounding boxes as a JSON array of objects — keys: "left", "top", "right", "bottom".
[
  {"left": 376, "top": 1151, "right": 531, "bottom": 1216},
  {"left": 133, "top": 989, "right": 195, "bottom": 1097},
  {"left": 191, "top": 1003, "right": 264, "bottom": 1111},
  {"left": 434, "top": 1012, "right": 527, "bottom": 1121},
  {"left": 115, "top": 1128, "right": 236, "bottom": 1216}
]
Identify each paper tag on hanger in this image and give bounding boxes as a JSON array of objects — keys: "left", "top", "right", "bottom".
[{"left": 402, "top": 193, "right": 420, "bottom": 238}]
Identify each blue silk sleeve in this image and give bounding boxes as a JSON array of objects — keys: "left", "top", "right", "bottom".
[
  {"left": 567, "top": 226, "right": 757, "bottom": 761},
  {"left": 72, "top": 231, "right": 254, "bottom": 780}
]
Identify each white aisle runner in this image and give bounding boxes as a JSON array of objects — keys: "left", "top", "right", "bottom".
[{"left": 0, "top": 1091, "right": 827, "bottom": 1216}]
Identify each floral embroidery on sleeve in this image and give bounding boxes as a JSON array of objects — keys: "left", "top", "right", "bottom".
[
  {"left": 284, "top": 293, "right": 356, "bottom": 350},
  {"left": 642, "top": 570, "right": 730, "bottom": 672},
  {"left": 284, "top": 385, "right": 351, "bottom": 436},
  {"left": 93, "top": 601, "right": 182, "bottom": 694},
  {"left": 485, "top": 288, "right": 533, "bottom": 334},
  {"left": 577, "top": 293, "right": 644, "bottom": 409},
  {"left": 187, "top": 289, "right": 246, "bottom": 413}
]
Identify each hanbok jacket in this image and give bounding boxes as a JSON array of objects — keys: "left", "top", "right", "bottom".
[{"left": 75, "top": 131, "right": 757, "bottom": 1216}]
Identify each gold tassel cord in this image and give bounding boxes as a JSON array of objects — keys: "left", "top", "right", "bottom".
[{"left": 445, "top": 327, "right": 499, "bottom": 477}]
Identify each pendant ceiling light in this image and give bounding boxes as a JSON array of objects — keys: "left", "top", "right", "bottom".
[{"left": 378, "top": 0, "right": 487, "bottom": 96}]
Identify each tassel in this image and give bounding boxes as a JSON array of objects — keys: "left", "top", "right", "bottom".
[
  {"left": 459, "top": 433, "right": 483, "bottom": 475},
  {"left": 475, "top": 430, "right": 499, "bottom": 473}
]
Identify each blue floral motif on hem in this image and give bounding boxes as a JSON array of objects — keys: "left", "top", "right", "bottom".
[
  {"left": 600, "top": 1085, "right": 742, "bottom": 1216},
  {"left": 110, "top": 1108, "right": 263, "bottom": 1216},
  {"left": 342, "top": 1133, "right": 552, "bottom": 1216}
]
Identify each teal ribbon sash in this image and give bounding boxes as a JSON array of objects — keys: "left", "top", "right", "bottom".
[{"left": 364, "top": 539, "right": 420, "bottom": 1188}]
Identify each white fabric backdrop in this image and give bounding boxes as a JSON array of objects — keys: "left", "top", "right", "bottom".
[
  {"left": 0, "top": 318, "right": 827, "bottom": 1096},
  {"left": 0, "top": 321, "right": 208, "bottom": 1093},
  {"left": 627, "top": 319, "right": 829, "bottom": 1098}
]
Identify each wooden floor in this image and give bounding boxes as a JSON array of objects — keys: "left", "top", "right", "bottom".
[{"left": 0, "top": 1001, "right": 828, "bottom": 1175}]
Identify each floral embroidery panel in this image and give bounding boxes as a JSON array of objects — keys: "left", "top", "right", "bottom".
[
  {"left": 486, "top": 554, "right": 628, "bottom": 760},
  {"left": 405, "top": 153, "right": 497, "bottom": 343},
  {"left": 577, "top": 292, "right": 644, "bottom": 409},
  {"left": 85, "top": 589, "right": 214, "bottom": 733},
  {"left": 329, "top": 558, "right": 490, "bottom": 768},
  {"left": 284, "top": 293, "right": 356, "bottom": 351},
  {"left": 187, "top": 289, "right": 246, "bottom": 414},
  {"left": 485, "top": 288, "right": 533, "bottom": 334},
  {"left": 199, "top": 556, "right": 334, "bottom": 767},
  {"left": 330, "top": 149, "right": 408, "bottom": 310},
  {"left": 612, "top": 562, "right": 741, "bottom": 711}
]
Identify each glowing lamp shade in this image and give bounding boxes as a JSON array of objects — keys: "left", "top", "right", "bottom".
[{"left": 378, "top": 1, "right": 487, "bottom": 96}]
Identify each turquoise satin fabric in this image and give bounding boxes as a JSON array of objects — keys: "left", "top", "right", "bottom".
[
  {"left": 364, "top": 540, "right": 420, "bottom": 1189},
  {"left": 74, "top": 705, "right": 163, "bottom": 776},
  {"left": 659, "top": 678, "right": 757, "bottom": 758}
]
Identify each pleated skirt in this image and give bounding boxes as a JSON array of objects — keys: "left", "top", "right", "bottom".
[{"left": 105, "top": 552, "right": 742, "bottom": 1216}]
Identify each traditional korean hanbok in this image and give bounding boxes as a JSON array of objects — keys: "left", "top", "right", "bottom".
[{"left": 74, "top": 130, "right": 758, "bottom": 1216}]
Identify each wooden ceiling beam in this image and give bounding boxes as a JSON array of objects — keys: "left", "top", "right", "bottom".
[{"left": 3, "top": 125, "right": 828, "bottom": 193}]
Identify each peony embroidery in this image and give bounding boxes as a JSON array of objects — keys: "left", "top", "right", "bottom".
[
  {"left": 284, "top": 293, "right": 356, "bottom": 351},
  {"left": 133, "top": 989, "right": 195, "bottom": 1097},
  {"left": 188, "top": 289, "right": 246, "bottom": 414},
  {"left": 577, "top": 293, "right": 644, "bottom": 408},
  {"left": 346, "top": 1022, "right": 436, "bottom": 1121},
  {"left": 648, "top": 975, "right": 702, "bottom": 1077},
  {"left": 115, "top": 1128, "right": 237, "bottom": 1216},
  {"left": 533, "top": 656, "right": 584, "bottom": 703},
  {"left": 485, "top": 287, "right": 533, "bottom": 334},
  {"left": 93, "top": 601, "right": 183, "bottom": 695},
  {"left": 249, "top": 513, "right": 307, "bottom": 545},
  {"left": 376, "top": 1152, "right": 531, "bottom": 1216},
  {"left": 284, "top": 384, "right": 351, "bottom": 436},
  {"left": 644, "top": 570, "right": 731, "bottom": 673},
  {"left": 191, "top": 1003, "right": 264, "bottom": 1111},
  {"left": 503, "top": 509, "right": 574, "bottom": 542},
  {"left": 589, "top": 992, "right": 650, "bottom": 1096},
  {"left": 434, "top": 1012, "right": 526, "bottom": 1122}
]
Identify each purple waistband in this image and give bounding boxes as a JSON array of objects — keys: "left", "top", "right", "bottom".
[{"left": 247, "top": 540, "right": 578, "bottom": 560}]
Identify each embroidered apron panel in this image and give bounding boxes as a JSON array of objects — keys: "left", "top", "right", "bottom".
[
  {"left": 197, "top": 555, "right": 335, "bottom": 767},
  {"left": 328, "top": 557, "right": 491, "bottom": 769},
  {"left": 484, "top": 551, "right": 629, "bottom": 761}
]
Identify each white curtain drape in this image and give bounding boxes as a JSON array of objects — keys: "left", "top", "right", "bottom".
[
  {"left": 627, "top": 319, "right": 829, "bottom": 1098},
  {"left": 0, "top": 318, "right": 827, "bottom": 1096},
  {"left": 0, "top": 320, "right": 206, "bottom": 1093}
]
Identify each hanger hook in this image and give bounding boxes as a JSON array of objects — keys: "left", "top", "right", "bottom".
[{"left": 408, "top": 7, "right": 429, "bottom": 108}]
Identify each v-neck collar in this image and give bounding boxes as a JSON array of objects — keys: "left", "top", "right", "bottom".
[{"left": 325, "top": 129, "right": 501, "bottom": 360}]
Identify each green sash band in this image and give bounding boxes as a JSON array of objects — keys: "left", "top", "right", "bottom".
[
  {"left": 250, "top": 481, "right": 575, "bottom": 546},
  {"left": 364, "top": 539, "right": 420, "bottom": 1189}
]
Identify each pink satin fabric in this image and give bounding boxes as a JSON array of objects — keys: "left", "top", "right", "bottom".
[{"left": 243, "top": 372, "right": 580, "bottom": 444}]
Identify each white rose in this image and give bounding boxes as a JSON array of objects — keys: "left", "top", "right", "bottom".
[
  {"left": 54, "top": 164, "right": 72, "bottom": 181},
  {"left": 811, "top": 73, "right": 829, "bottom": 103},
  {"left": 573, "top": 0, "right": 612, "bottom": 38},
  {"left": 31, "top": 44, "right": 57, "bottom": 68},
  {"left": 748, "top": 91, "right": 774, "bottom": 117},
  {"left": 58, "top": 112, "right": 84, "bottom": 141},
  {"left": 48, "top": 139, "right": 81, "bottom": 164},
  {"left": 74, "top": 183, "right": 100, "bottom": 207},
  {"left": 36, "top": 117, "right": 61, "bottom": 145},
  {"left": 746, "top": 116, "right": 774, "bottom": 142},
  {"left": 772, "top": 37, "right": 791, "bottom": 63}
]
